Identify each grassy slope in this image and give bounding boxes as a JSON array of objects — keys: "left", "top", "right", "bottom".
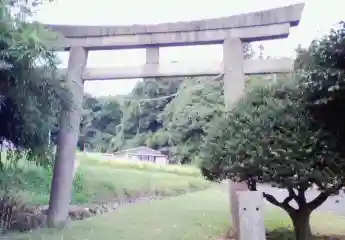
[
  {"left": 10, "top": 187, "right": 345, "bottom": 240},
  {"left": 79, "top": 153, "right": 201, "bottom": 177},
  {"left": 13, "top": 155, "right": 211, "bottom": 205},
  {"left": 72, "top": 162, "right": 211, "bottom": 204}
]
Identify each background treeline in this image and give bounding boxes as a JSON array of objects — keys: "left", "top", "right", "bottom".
[
  {"left": 76, "top": 73, "right": 283, "bottom": 164},
  {"left": 73, "top": 44, "right": 281, "bottom": 164}
]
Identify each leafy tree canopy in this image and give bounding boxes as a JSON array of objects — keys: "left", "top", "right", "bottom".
[
  {"left": 0, "top": 0, "right": 69, "bottom": 166},
  {"left": 78, "top": 94, "right": 123, "bottom": 152},
  {"left": 297, "top": 22, "right": 345, "bottom": 145},
  {"left": 161, "top": 77, "right": 224, "bottom": 163}
]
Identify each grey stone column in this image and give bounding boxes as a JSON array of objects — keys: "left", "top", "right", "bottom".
[
  {"left": 47, "top": 46, "right": 88, "bottom": 227},
  {"left": 145, "top": 47, "right": 159, "bottom": 80},
  {"left": 136, "top": 47, "right": 159, "bottom": 134},
  {"left": 146, "top": 46, "right": 159, "bottom": 65},
  {"left": 223, "top": 38, "right": 245, "bottom": 104},
  {"left": 222, "top": 37, "right": 249, "bottom": 238}
]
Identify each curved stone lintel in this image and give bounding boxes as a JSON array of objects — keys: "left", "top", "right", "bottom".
[
  {"left": 44, "top": 3, "right": 304, "bottom": 38},
  {"left": 50, "top": 23, "right": 291, "bottom": 50}
]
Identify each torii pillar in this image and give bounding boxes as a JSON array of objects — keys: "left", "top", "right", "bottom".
[
  {"left": 146, "top": 47, "right": 159, "bottom": 66},
  {"left": 223, "top": 37, "right": 249, "bottom": 239},
  {"left": 47, "top": 46, "right": 88, "bottom": 227},
  {"left": 145, "top": 46, "right": 160, "bottom": 82}
]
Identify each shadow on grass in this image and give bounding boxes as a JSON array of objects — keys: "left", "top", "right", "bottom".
[{"left": 267, "top": 228, "right": 345, "bottom": 240}]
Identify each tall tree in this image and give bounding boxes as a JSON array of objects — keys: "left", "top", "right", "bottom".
[
  {"left": 296, "top": 22, "right": 345, "bottom": 142},
  {"left": 78, "top": 94, "right": 102, "bottom": 150},
  {"left": 79, "top": 95, "right": 123, "bottom": 152},
  {"left": 112, "top": 77, "right": 183, "bottom": 150},
  {"left": 0, "top": 0, "right": 67, "bottom": 167},
  {"left": 161, "top": 77, "right": 224, "bottom": 163}
]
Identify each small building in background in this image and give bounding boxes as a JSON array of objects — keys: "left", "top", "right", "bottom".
[{"left": 113, "top": 146, "right": 169, "bottom": 165}]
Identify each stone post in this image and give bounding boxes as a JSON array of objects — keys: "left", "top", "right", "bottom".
[
  {"left": 146, "top": 46, "right": 159, "bottom": 65},
  {"left": 139, "top": 47, "right": 160, "bottom": 134},
  {"left": 238, "top": 191, "right": 266, "bottom": 240},
  {"left": 222, "top": 37, "right": 249, "bottom": 238},
  {"left": 145, "top": 46, "right": 159, "bottom": 81},
  {"left": 47, "top": 46, "right": 88, "bottom": 227}
]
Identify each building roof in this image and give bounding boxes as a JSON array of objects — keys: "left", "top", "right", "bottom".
[{"left": 113, "top": 146, "right": 166, "bottom": 157}]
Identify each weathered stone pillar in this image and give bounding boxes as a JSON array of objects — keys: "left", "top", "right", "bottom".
[
  {"left": 145, "top": 46, "right": 159, "bottom": 80},
  {"left": 146, "top": 46, "right": 159, "bottom": 65},
  {"left": 238, "top": 191, "right": 266, "bottom": 240},
  {"left": 222, "top": 37, "right": 249, "bottom": 238},
  {"left": 140, "top": 46, "right": 159, "bottom": 133},
  {"left": 47, "top": 46, "right": 88, "bottom": 227}
]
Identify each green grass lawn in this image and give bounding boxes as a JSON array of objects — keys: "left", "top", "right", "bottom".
[
  {"left": 9, "top": 187, "right": 345, "bottom": 240},
  {"left": 7, "top": 154, "right": 211, "bottom": 205}
]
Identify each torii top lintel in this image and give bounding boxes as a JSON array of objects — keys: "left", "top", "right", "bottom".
[{"left": 44, "top": 3, "right": 305, "bottom": 51}]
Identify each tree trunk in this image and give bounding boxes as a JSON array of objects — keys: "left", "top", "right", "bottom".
[
  {"left": 290, "top": 210, "right": 312, "bottom": 240},
  {"left": 264, "top": 188, "right": 331, "bottom": 240},
  {"left": 47, "top": 47, "right": 87, "bottom": 228}
]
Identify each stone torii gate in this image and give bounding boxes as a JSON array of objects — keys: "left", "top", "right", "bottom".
[{"left": 44, "top": 3, "right": 305, "bottom": 234}]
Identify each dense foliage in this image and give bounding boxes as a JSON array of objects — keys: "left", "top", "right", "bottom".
[
  {"left": 78, "top": 94, "right": 123, "bottom": 152},
  {"left": 297, "top": 22, "right": 345, "bottom": 148},
  {"left": 0, "top": 0, "right": 68, "bottom": 167}
]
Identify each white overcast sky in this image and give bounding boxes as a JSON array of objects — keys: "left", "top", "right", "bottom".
[{"left": 34, "top": 0, "right": 344, "bottom": 96}]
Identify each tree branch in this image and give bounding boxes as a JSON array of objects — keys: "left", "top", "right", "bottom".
[
  {"left": 297, "top": 185, "right": 307, "bottom": 206},
  {"left": 245, "top": 178, "right": 257, "bottom": 191},
  {"left": 307, "top": 192, "right": 329, "bottom": 211},
  {"left": 263, "top": 192, "right": 295, "bottom": 213},
  {"left": 308, "top": 182, "right": 344, "bottom": 211},
  {"left": 284, "top": 187, "right": 297, "bottom": 205}
]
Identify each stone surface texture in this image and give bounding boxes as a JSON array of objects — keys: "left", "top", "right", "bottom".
[{"left": 43, "top": 4, "right": 304, "bottom": 50}]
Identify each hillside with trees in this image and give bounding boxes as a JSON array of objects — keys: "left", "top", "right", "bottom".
[
  {"left": 78, "top": 73, "right": 249, "bottom": 164},
  {"left": 77, "top": 76, "right": 224, "bottom": 164},
  {"left": 77, "top": 44, "right": 258, "bottom": 164},
  {"left": 78, "top": 74, "right": 282, "bottom": 164}
]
